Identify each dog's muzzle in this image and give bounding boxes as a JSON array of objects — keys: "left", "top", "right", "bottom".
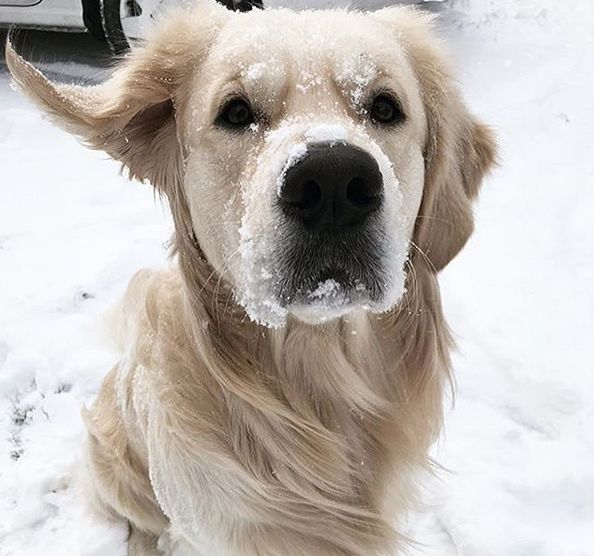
[{"left": 274, "top": 141, "right": 388, "bottom": 312}]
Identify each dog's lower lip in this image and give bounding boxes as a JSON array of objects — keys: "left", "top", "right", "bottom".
[{"left": 315, "top": 268, "right": 350, "bottom": 285}]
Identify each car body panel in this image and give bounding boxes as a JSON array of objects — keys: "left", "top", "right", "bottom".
[
  {"left": 0, "top": 0, "right": 42, "bottom": 8},
  {"left": 0, "top": 0, "right": 84, "bottom": 29}
]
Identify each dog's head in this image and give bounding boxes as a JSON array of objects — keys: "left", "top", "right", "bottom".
[{"left": 6, "top": 1, "right": 496, "bottom": 327}]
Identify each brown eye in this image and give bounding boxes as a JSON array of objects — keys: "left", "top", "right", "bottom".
[
  {"left": 217, "top": 98, "right": 255, "bottom": 129},
  {"left": 369, "top": 94, "right": 405, "bottom": 125}
]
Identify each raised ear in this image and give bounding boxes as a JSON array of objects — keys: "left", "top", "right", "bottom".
[
  {"left": 373, "top": 8, "right": 497, "bottom": 271},
  {"left": 5, "top": 2, "right": 228, "bottom": 193}
]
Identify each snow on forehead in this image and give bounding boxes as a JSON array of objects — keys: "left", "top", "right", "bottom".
[
  {"left": 242, "top": 62, "right": 267, "bottom": 82},
  {"left": 336, "top": 53, "right": 378, "bottom": 105}
]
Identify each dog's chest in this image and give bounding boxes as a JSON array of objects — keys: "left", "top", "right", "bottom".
[
  {"left": 241, "top": 323, "right": 395, "bottom": 508},
  {"left": 142, "top": 298, "right": 400, "bottom": 546}
]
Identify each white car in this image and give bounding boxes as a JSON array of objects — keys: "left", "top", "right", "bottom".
[
  {"left": 0, "top": 0, "right": 442, "bottom": 54},
  {"left": 0, "top": 0, "right": 265, "bottom": 53}
]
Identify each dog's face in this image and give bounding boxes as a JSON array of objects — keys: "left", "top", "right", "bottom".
[
  {"left": 182, "top": 11, "right": 427, "bottom": 325},
  {"left": 6, "top": 2, "right": 496, "bottom": 328}
]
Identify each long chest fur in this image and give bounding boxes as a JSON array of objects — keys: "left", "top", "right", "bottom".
[{"left": 123, "top": 267, "right": 447, "bottom": 553}]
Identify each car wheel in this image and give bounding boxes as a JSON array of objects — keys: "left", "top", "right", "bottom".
[
  {"left": 102, "top": 0, "right": 131, "bottom": 54},
  {"left": 82, "top": 0, "right": 107, "bottom": 45},
  {"left": 83, "top": 0, "right": 130, "bottom": 54}
]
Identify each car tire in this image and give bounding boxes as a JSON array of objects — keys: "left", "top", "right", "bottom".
[
  {"left": 101, "top": 0, "right": 130, "bottom": 54},
  {"left": 83, "top": 0, "right": 130, "bottom": 54},
  {"left": 82, "top": 0, "right": 106, "bottom": 44}
]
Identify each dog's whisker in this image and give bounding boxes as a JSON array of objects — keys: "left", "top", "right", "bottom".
[
  {"left": 196, "top": 244, "right": 242, "bottom": 301},
  {"left": 413, "top": 214, "right": 452, "bottom": 224},
  {"left": 210, "top": 248, "right": 241, "bottom": 326},
  {"left": 410, "top": 240, "right": 438, "bottom": 274}
]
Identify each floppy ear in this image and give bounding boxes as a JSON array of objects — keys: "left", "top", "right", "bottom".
[
  {"left": 374, "top": 8, "right": 497, "bottom": 271},
  {"left": 5, "top": 2, "right": 228, "bottom": 193}
]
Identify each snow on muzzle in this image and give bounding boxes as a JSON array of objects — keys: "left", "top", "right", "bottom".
[{"left": 239, "top": 123, "right": 408, "bottom": 327}]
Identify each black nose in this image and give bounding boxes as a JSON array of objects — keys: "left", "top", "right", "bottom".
[{"left": 279, "top": 142, "right": 383, "bottom": 231}]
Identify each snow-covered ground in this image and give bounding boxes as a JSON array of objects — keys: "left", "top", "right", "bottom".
[{"left": 1, "top": 1, "right": 593, "bottom": 554}]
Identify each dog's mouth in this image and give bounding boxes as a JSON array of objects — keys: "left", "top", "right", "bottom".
[
  {"left": 280, "top": 265, "right": 381, "bottom": 306},
  {"left": 273, "top": 229, "right": 388, "bottom": 322},
  {"left": 282, "top": 272, "right": 378, "bottom": 324}
]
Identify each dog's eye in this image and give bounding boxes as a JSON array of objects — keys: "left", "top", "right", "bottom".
[
  {"left": 369, "top": 94, "right": 405, "bottom": 126},
  {"left": 217, "top": 98, "right": 255, "bottom": 129}
]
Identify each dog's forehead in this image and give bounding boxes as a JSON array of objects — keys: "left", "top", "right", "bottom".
[{"left": 207, "top": 10, "right": 411, "bottom": 88}]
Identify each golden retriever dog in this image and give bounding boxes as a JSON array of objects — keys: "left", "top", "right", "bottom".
[{"left": 6, "top": 1, "right": 496, "bottom": 554}]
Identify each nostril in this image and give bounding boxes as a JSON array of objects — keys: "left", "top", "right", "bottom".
[
  {"left": 280, "top": 179, "right": 323, "bottom": 217},
  {"left": 346, "top": 177, "right": 380, "bottom": 208},
  {"left": 300, "top": 180, "right": 322, "bottom": 210}
]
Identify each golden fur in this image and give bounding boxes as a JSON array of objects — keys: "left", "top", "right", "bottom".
[{"left": 6, "top": 2, "right": 496, "bottom": 554}]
